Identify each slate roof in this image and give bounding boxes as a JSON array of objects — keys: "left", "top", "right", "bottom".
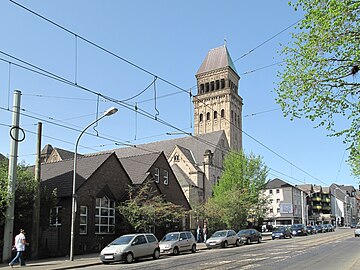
[
  {"left": 196, "top": 45, "right": 238, "bottom": 75},
  {"left": 119, "top": 152, "right": 161, "bottom": 185},
  {"left": 174, "top": 145, "right": 201, "bottom": 171},
  {"left": 266, "top": 178, "right": 294, "bottom": 189},
  {"left": 171, "top": 164, "right": 194, "bottom": 187},
  {"left": 40, "top": 152, "right": 114, "bottom": 197},
  {"left": 112, "top": 130, "right": 226, "bottom": 167},
  {"left": 53, "top": 148, "right": 81, "bottom": 160}
]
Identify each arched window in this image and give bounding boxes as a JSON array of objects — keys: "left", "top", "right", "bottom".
[
  {"left": 206, "top": 112, "right": 210, "bottom": 121},
  {"left": 214, "top": 111, "right": 217, "bottom": 119},
  {"left": 205, "top": 83, "right": 209, "bottom": 92},
  {"left": 215, "top": 80, "right": 220, "bottom": 90},
  {"left": 221, "top": 109, "right": 225, "bottom": 118},
  {"left": 200, "top": 84, "right": 204, "bottom": 94},
  {"left": 199, "top": 114, "right": 203, "bottom": 122},
  {"left": 220, "top": 79, "right": 225, "bottom": 89}
]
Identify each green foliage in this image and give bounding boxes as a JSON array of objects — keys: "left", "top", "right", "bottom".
[
  {"left": 205, "top": 151, "right": 269, "bottom": 231},
  {"left": 118, "top": 182, "right": 188, "bottom": 232},
  {"left": 0, "top": 160, "right": 37, "bottom": 226},
  {"left": 277, "top": 0, "right": 360, "bottom": 177}
]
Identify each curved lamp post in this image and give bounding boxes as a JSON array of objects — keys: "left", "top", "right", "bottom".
[{"left": 69, "top": 107, "right": 118, "bottom": 261}]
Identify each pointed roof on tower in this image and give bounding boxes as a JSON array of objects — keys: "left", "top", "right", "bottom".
[{"left": 196, "top": 45, "right": 238, "bottom": 75}]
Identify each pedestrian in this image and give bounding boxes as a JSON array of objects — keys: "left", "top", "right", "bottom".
[
  {"left": 203, "top": 224, "right": 208, "bottom": 242},
  {"left": 196, "top": 225, "right": 202, "bottom": 243},
  {"left": 9, "top": 229, "right": 28, "bottom": 267}
]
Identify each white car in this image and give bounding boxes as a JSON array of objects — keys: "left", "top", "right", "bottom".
[
  {"left": 159, "top": 231, "right": 196, "bottom": 255},
  {"left": 354, "top": 225, "right": 360, "bottom": 237},
  {"left": 205, "top": 229, "right": 240, "bottom": 248},
  {"left": 100, "top": 233, "right": 160, "bottom": 264}
]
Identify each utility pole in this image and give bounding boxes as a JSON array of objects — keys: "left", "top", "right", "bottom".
[
  {"left": 2, "top": 90, "right": 21, "bottom": 262},
  {"left": 31, "top": 122, "right": 42, "bottom": 259}
]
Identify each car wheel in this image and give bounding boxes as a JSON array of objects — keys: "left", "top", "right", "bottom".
[
  {"left": 235, "top": 239, "right": 240, "bottom": 247},
  {"left": 272, "top": 237, "right": 275, "bottom": 240},
  {"left": 153, "top": 249, "right": 160, "bottom": 259},
  {"left": 191, "top": 244, "right": 197, "bottom": 253},
  {"left": 246, "top": 238, "right": 251, "bottom": 245},
  {"left": 125, "top": 252, "right": 134, "bottom": 264},
  {"left": 258, "top": 237, "right": 262, "bottom": 243},
  {"left": 222, "top": 241, "right": 228, "bottom": 248},
  {"left": 173, "top": 247, "right": 179, "bottom": 256}
]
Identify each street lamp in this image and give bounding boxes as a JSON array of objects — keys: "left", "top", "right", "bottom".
[{"left": 69, "top": 107, "right": 118, "bottom": 261}]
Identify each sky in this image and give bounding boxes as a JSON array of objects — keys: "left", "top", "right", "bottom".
[{"left": 0, "top": 0, "right": 357, "bottom": 188}]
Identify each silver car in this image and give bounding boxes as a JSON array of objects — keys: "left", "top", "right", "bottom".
[
  {"left": 100, "top": 233, "right": 160, "bottom": 264},
  {"left": 205, "top": 229, "right": 240, "bottom": 248},
  {"left": 354, "top": 225, "right": 360, "bottom": 237},
  {"left": 159, "top": 231, "right": 197, "bottom": 255}
]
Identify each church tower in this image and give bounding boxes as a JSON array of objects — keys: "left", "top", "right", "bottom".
[{"left": 193, "top": 45, "right": 243, "bottom": 151}]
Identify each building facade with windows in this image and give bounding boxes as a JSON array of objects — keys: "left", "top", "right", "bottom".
[
  {"left": 39, "top": 151, "right": 190, "bottom": 258},
  {"left": 263, "top": 178, "right": 303, "bottom": 226}
]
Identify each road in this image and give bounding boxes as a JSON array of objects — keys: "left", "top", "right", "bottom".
[{"left": 85, "top": 228, "right": 360, "bottom": 270}]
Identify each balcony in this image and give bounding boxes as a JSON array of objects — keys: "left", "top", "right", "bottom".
[
  {"left": 322, "top": 206, "right": 331, "bottom": 211},
  {"left": 312, "top": 197, "right": 322, "bottom": 202},
  {"left": 312, "top": 205, "right": 322, "bottom": 210},
  {"left": 322, "top": 197, "right": 330, "bottom": 203}
]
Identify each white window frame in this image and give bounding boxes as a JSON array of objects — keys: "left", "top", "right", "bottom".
[
  {"left": 50, "top": 206, "right": 62, "bottom": 227},
  {"left": 79, "top": 206, "right": 88, "bottom": 235},
  {"left": 154, "top": 167, "right": 160, "bottom": 183},
  {"left": 95, "top": 196, "right": 115, "bottom": 234},
  {"left": 163, "top": 170, "right": 168, "bottom": 185}
]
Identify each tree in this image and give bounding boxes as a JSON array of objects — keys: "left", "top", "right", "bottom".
[
  {"left": 276, "top": 0, "right": 360, "bottom": 177},
  {"left": 205, "top": 151, "right": 269, "bottom": 231},
  {"left": 0, "top": 159, "right": 36, "bottom": 255},
  {"left": 118, "top": 182, "right": 188, "bottom": 232}
]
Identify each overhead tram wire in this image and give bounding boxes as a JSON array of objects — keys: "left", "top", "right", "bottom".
[
  {"left": 233, "top": 18, "right": 303, "bottom": 63},
  {"left": 3, "top": 4, "right": 326, "bottom": 185},
  {"left": 0, "top": 53, "right": 328, "bottom": 186}
]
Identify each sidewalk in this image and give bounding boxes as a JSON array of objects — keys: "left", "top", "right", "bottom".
[
  {"left": 0, "top": 244, "right": 209, "bottom": 269},
  {"left": 0, "top": 238, "right": 271, "bottom": 269}
]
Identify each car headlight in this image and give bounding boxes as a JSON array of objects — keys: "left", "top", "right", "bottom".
[
  {"left": 114, "top": 247, "right": 123, "bottom": 254},
  {"left": 163, "top": 244, "right": 170, "bottom": 249}
]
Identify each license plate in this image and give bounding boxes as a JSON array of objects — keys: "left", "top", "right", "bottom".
[
  {"left": 210, "top": 243, "right": 216, "bottom": 245},
  {"left": 104, "top": 255, "right": 114, "bottom": 259}
]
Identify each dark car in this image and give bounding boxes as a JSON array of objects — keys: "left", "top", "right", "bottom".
[
  {"left": 291, "top": 224, "right": 308, "bottom": 236},
  {"left": 237, "top": 229, "right": 262, "bottom": 244},
  {"left": 272, "top": 226, "right": 292, "bottom": 240},
  {"left": 323, "top": 224, "right": 334, "bottom": 232},
  {"left": 306, "top": 225, "right": 317, "bottom": 234},
  {"left": 314, "top": 225, "right": 326, "bottom": 233}
]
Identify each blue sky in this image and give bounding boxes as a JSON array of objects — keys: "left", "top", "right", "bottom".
[{"left": 0, "top": 0, "right": 357, "bottom": 188}]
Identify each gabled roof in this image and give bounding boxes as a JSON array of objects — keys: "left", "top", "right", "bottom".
[
  {"left": 112, "top": 130, "right": 226, "bottom": 167},
  {"left": 41, "top": 152, "right": 114, "bottom": 197},
  {"left": 119, "top": 152, "right": 161, "bottom": 185},
  {"left": 266, "top": 178, "right": 294, "bottom": 189},
  {"left": 173, "top": 145, "right": 201, "bottom": 171},
  {"left": 53, "top": 148, "right": 80, "bottom": 160},
  {"left": 196, "top": 45, "right": 238, "bottom": 75},
  {"left": 171, "top": 164, "right": 194, "bottom": 187}
]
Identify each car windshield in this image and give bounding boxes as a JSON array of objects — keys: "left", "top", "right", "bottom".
[
  {"left": 109, "top": 235, "right": 134, "bottom": 246},
  {"left": 212, "top": 231, "right": 227, "bottom": 237},
  {"left": 274, "top": 227, "right": 285, "bottom": 232},
  {"left": 161, "top": 233, "right": 179, "bottom": 242},
  {"left": 238, "top": 230, "right": 249, "bottom": 235},
  {"left": 292, "top": 224, "right": 302, "bottom": 229}
]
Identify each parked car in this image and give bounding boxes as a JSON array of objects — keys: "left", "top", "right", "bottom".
[
  {"left": 205, "top": 230, "right": 240, "bottom": 248},
  {"left": 237, "top": 229, "right": 262, "bottom": 244},
  {"left": 100, "top": 233, "right": 160, "bottom": 264},
  {"left": 325, "top": 224, "right": 335, "bottom": 232},
  {"left": 314, "top": 225, "right": 326, "bottom": 233},
  {"left": 354, "top": 225, "right": 360, "bottom": 237},
  {"left": 291, "top": 224, "right": 308, "bottom": 236},
  {"left": 306, "top": 225, "right": 317, "bottom": 234},
  {"left": 272, "top": 226, "right": 292, "bottom": 240},
  {"left": 159, "top": 231, "right": 196, "bottom": 255}
]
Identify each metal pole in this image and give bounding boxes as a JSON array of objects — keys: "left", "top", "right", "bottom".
[
  {"left": 31, "top": 122, "right": 42, "bottom": 259},
  {"left": 2, "top": 90, "right": 21, "bottom": 262},
  {"left": 69, "top": 107, "right": 117, "bottom": 261}
]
